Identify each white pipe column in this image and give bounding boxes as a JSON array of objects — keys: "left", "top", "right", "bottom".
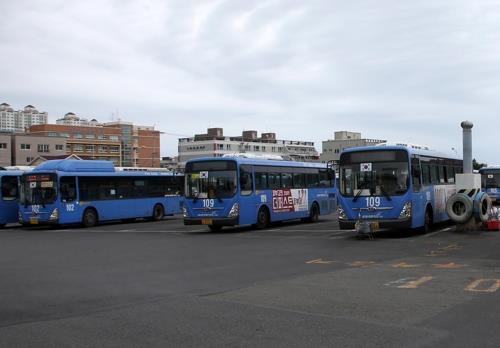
[{"left": 461, "top": 121, "right": 473, "bottom": 174}]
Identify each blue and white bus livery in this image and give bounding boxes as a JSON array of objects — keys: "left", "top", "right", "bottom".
[
  {"left": 183, "top": 157, "right": 337, "bottom": 231},
  {"left": 337, "top": 144, "right": 463, "bottom": 232},
  {"left": 0, "top": 170, "right": 23, "bottom": 228},
  {"left": 18, "top": 160, "right": 184, "bottom": 227}
]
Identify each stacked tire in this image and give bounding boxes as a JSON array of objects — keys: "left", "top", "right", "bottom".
[{"left": 446, "top": 191, "right": 491, "bottom": 224}]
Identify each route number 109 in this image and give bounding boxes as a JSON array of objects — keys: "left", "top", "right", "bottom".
[{"left": 365, "top": 197, "right": 381, "bottom": 208}]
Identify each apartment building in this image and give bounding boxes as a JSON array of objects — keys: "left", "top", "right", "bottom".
[{"left": 320, "top": 131, "right": 386, "bottom": 163}]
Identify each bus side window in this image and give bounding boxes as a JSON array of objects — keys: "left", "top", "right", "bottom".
[
  {"left": 60, "top": 177, "right": 76, "bottom": 202},
  {"left": 281, "top": 173, "right": 293, "bottom": 188},
  {"left": 411, "top": 158, "right": 422, "bottom": 192},
  {"left": 1, "top": 176, "right": 18, "bottom": 201},
  {"left": 240, "top": 165, "right": 253, "bottom": 196},
  {"left": 293, "top": 173, "right": 305, "bottom": 188},
  {"left": 448, "top": 167, "right": 455, "bottom": 183},
  {"left": 268, "top": 173, "right": 281, "bottom": 189},
  {"left": 255, "top": 170, "right": 268, "bottom": 190}
]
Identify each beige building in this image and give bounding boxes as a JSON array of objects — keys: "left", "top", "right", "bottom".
[
  {"left": 0, "top": 133, "right": 11, "bottom": 167},
  {"left": 12, "top": 134, "right": 67, "bottom": 166},
  {"left": 321, "top": 131, "right": 386, "bottom": 163}
]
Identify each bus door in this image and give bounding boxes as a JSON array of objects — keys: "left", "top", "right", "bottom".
[
  {"left": 60, "top": 176, "right": 78, "bottom": 223},
  {"left": 411, "top": 155, "right": 425, "bottom": 226},
  {"left": 238, "top": 165, "right": 257, "bottom": 224}
]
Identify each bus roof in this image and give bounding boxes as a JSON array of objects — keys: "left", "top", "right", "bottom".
[
  {"left": 31, "top": 160, "right": 183, "bottom": 177},
  {"left": 341, "top": 144, "right": 462, "bottom": 161},
  {"left": 479, "top": 166, "right": 500, "bottom": 172},
  {"left": 0, "top": 170, "right": 23, "bottom": 177},
  {"left": 185, "top": 156, "right": 328, "bottom": 169}
]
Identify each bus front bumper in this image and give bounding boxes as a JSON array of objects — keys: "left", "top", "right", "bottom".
[
  {"left": 339, "top": 218, "right": 412, "bottom": 231},
  {"left": 184, "top": 217, "right": 239, "bottom": 226}
]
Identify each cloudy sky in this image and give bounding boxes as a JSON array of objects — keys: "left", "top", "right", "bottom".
[{"left": 1, "top": 0, "right": 499, "bottom": 162}]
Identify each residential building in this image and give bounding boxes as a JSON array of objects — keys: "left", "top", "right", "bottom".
[
  {"left": 12, "top": 134, "right": 67, "bottom": 166},
  {"left": 0, "top": 133, "right": 11, "bottom": 167},
  {"left": 320, "top": 131, "right": 386, "bottom": 163},
  {"left": 178, "top": 128, "right": 319, "bottom": 165},
  {"left": 28, "top": 124, "right": 123, "bottom": 165},
  {"left": 0, "top": 103, "right": 48, "bottom": 132},
  {"left": 56, "top": 112, "right": 100, "bottom": 127}
]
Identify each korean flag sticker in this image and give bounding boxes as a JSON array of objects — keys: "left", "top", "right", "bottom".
[
  {"left": 360, "top": 163, "right": 372, "bottom": 172},
  {"left": 200, "top": 171, "right": 209, "bottom": 179}
]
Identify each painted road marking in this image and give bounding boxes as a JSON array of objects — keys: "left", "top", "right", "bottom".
[
  {"left": 386, "top": 276, "right": 434, "bottom": 289},
  {"left": 349, "top": 261, "right": 376, "bottom": 268},
  {"left": 306, "top": 258, "right": 337, "bottom": 265},
  {"left": 426, "top": 243, "right": 462, "bottom": 257},
  {"left": 432, "top": 262, "right": 468, "bottom": 269},
  {"left": 424, "top": 227, "right": 452, "bottom": 238},
  {"left": 465, "top": 279, "right": 500, "bottom": 293},
  {"left": 392, "top": 262, "right": 421, "bottom": 268}
]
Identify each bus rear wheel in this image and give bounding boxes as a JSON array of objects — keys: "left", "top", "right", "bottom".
[
  {"left": 255, "top": 207, "right": 270, "bottom": 230},
  {"left": 82, "top": 208, "right": 98, "bottom": 228},
  {"left": 152, "top": 204, "right": 165, "bottom": 221},
  {"left": 303, "top": 203, "right": 319, "bottom": 223}
]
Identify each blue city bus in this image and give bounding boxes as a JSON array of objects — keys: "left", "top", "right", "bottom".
[
  {"left": 18, "top": 160, "right": 184, "bottom": 227},
  {"left": 337, "top": 144, "right": 463, "bottom": 232},
  {"left": 0, "top": 170, "right": 23, "bottom": 228},
  {"left": 183, "top": 156, "right": 337, "bottom": 231},
  {"left": 479, "top": 166, "right": 500, "bottom": 203}
]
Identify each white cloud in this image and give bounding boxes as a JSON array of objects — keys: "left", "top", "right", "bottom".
[{"left": 1, "top": 0, "right": 500, "bottom": 163}]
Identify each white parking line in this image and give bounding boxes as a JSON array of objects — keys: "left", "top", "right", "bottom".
[{"left": 424, "top": 227, "right": 452, "bottom": 238}]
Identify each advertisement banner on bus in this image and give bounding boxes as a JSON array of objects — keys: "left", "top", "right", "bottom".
[{"left": 272, "top": 189, "right": 309, "bottom": 213}]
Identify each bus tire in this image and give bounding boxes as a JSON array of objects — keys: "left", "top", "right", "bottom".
[
  {"left": 255, "top": 206, "right": 270, "bottom": 230},
  {"left": 152, "top": 204, "right": 165, "bottom": 221},
  {"left": 308, "top": 203, "right": 320, "bottom": 223},
  {"left": 475, "top": 192, "right": 492, "bottom": 223},
  {"left": 423, "top": 206, "right": 433, "bottom": 233},
  {"left": 82, "top": 208, "right": 98, "bottom": 228},
  {"left": 208, "top": 225, "right": 222, "bottom": 232},
  {"left": 446, "top": 193, "right": 473, "bottom": 224}
]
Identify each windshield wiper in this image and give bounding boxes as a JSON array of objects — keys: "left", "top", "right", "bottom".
[
  {"left": 352, "top": 189, "right": 363, "bottom": 202},
  {"left": 379, "top": 185, "right": 392, "bottom": 201}
]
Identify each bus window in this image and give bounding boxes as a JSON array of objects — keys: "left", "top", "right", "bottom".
[
  {"left": 116, "top": 178, "right": 135, "bottom": 199},
  {"left": 319, "top": 169, "right": 331, "bottom": 187},
  {"left": 293, "top": 173, "right": 306, "bottom": 188},
  {"left": 411, "top": 157, "right": 422, "bottom": 192},
  {"left": 255, "top": 171, "right": 267, "bottom": 190},
  {"left": 306, "top": 172, "right": 320, "bottom": 187},
  {"left": 240, "top": 165, "right": 253, "bottom": 196},
  {"left": 60, "top": 177, "right": 76, "bottom": 202},
  {"left": 422, "top": 164, "right": 431, "bottom": 185},
  {"left": 439, "top": 166, "right": 446, "bottom": 184},
  {"left": 1, "top": 176, "right": 18, "bottom": 201},
  {"left": 430, "top": 165, "right": 439, "bottom": 184},
  {"left": 268, "top": 172, "right": 280, "bottom": 189},
  {"left": 447, "top": 167, "right": 455, "bottom": 183},
  {"left": 281, "top": 173, "right": 293, "bottom": 188}
]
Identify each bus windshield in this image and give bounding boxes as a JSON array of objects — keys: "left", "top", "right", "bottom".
[
  {"left": 481, "top": 171, "right": 500, "bottom": 189},
  {"left": 340, "top": 150, "right": 410, "bottom": 197},
  {"left": 20, "top": 173, "right": 58, "bottom": 206},
  {"left": 185, "top": 161, "right": 237, "bottom": 199}
]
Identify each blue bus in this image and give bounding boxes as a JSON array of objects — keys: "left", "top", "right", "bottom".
[
  {"left": 0, "top": 170, "right": 23, "bottom": 228},
  {"left": 337, "top": 144, "right": 463, "bottom": 232},
  {"left": 183, "top": 156, "right": 337, "bottom": 231},
  {"left": 479, "top": 166, "right": 500, "bottom": 203},
  {"left": 18, "top": 160, "right": 184, "bottom": 227}
]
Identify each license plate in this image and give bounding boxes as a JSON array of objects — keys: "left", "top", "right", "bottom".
[
  {"left": 201, "top": 219, "right": 213, "bottom": 225},
  {"left": 30, "top": 217, "right": 39, "bottom": 225},
  {"left": 371, "top": 221, "right": 379, "bottom": 231},
  {"left": 491, "top": 188, "right": 497, "bottom": 193}
]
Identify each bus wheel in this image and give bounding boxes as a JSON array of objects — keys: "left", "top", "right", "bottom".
[
  {"left": 82, "top": 208, "right": 98, "bottom": 228},
  {"left": 423, "top": 207, "right": 433, "bottom": 233},
  {"left": 152, "top": 204, "right": 165, "bottom": 221},
  {"left": 208, "top": 225, "right": 222, "bottom": 232},
  {"left": 255, "top": 207, "right": 270, "bottom": 229},
  {"left": 308, "top": 203, "right": 320, "bottom": 223}
]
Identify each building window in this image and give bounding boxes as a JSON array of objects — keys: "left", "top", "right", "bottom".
[
  {"left": 26, "top": 156, "right": 33, "bottom": 163},
  {"left": 0, "top": 143, "right": 7, "bottom": 149},
  {"left": 98, "top": 135, "right": 107, "bottom": 140},
  {"left": 98, "top": 145, "right": 108, "bottom": 153},
  {"left": 73, "top": 144, "right": 84, "bottom": 152},
  {"left": 85, "top": 145, "right": 95, "bottom": 152},
  {"left": 110, "top": 146, "right": 120, "bottom": 153},
  {"left": 334, "top": 149, "right": 340, "bottom": 153},
  {"left": 74, "top": 133, "right": 83, "bottom": 139},
  {"left": 109, "top": 135, "right": 118, "bottom": 141},
  {"left": 85, "top": 134, "right": 95, "bottom": 139},
  {"left": 55, "top": 144, "right": 64, "bottom": 151},
  {"left": 48, "top": 132, "right": 58, "bottom": 137},
  {"left": 37, "top": 144, "right": 49, "bottom": 153},
  {"left": 20, "top": 143, "right": 31, "bottom": 150}
]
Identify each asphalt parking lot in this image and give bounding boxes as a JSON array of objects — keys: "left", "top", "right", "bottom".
[{"left": 1, "top": 215, "right": 499, "bottom": 347}]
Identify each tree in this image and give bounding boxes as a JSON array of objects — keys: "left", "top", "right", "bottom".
[{"left": 472, "top": 158, "right": 486, "bottom": 170}]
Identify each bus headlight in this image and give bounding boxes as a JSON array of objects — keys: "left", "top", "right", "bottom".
[
  {"left": 337, "top": 204, "right": 347, "bottom": 220},
  {"left": 399, "top": 202, "right": 412, "bottom": 219},
  {"left": 182, "top": 207, "right": 189, "bottom": 218},
  {"left": 228, "top": 203, "right": 240, "bottom": 218},
  {"left": 49, "top": 208, "right": 59, "bottom": 221}
]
